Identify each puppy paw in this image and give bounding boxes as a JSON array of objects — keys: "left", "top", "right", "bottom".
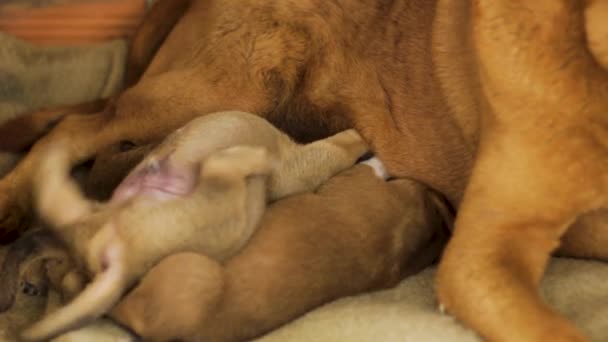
[
  {"left": 360, "top": 157, "right": 390, "bottom": 180},
  {"left": 328, "top": 129, "right": 369, "bottom": 159}
]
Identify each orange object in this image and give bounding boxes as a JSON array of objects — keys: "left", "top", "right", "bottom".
[{"left": 0, "top": 0, "right": 146, "bottom": 45}]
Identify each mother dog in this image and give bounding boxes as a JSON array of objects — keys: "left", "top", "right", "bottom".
[{"left": 1, "top": 0, "right": 607, "bottom": 341}]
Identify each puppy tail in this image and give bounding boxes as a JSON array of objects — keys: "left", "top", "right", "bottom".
[
  {"left": 34, "top": 140, "right": 95, "bottom": 228},
  {"left": 21, "top": 238, "right": 128, "bottom": 342}
]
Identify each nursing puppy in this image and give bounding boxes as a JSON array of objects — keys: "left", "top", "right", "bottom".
[
  {"left": 23, "top": 111, "right": 368, "bottom": 341},
  {"left": 109, "top": 162, "right": 447, "bottom": 342}
]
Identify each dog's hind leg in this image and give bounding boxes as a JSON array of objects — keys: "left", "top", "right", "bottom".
[{"left": 0, "top": 99, "right": 108, "bottom": 154}]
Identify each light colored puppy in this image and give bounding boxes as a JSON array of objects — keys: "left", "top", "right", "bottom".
[{"left": 24, "top": 111, "right": 368, "bottom": 341}]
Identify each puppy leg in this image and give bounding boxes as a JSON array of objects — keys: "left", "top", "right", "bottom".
[
  {"left": 201, "top": 146, "right": 275, "bottom": 185},
  {"left": 270, "top": 129, "right": 369, "bottom": 198},
  {"left": 557, "top": 208, "right": 608, "bottom": 261},
  {"left": 191, "top": 146, "right": 275, "bottom": 259}
]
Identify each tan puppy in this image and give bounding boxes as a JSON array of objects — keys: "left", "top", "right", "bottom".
[
  {"left": 0, "top": 1, "right": 607, "bottom": 341},
  {"left": 24, "top": 111, "right": 368, "bottom": 341},
  {"left": 109, "top": 163, "right": 447, "bottom": 342}
]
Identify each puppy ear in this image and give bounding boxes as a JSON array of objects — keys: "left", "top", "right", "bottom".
[{"left": 33, "top": 141, "right": 95, "bottom": 228}]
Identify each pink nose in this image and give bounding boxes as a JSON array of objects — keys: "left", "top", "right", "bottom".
[{"left": 0, "top": 0, "right": 147, "bottom": 46}]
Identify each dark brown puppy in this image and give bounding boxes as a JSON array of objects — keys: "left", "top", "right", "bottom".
[
  {"left": 0, "top": 1, "right": 607, "bottom": 341},
  {"left": 109, "top": 163, "right": 446, "bottom": 342}
]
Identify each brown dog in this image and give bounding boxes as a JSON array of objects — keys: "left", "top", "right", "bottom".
[
  {"left": 109, "top": 163, "right": 446, "bottom": 342},
  {"left": 0, "top": 0, "right": 607, "bottom": 341},
  {"left": 23, "top": 111, "right": 368, "bottom": 341}
]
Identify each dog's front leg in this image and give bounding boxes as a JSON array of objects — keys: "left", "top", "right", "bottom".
[
  {"left": 192, "top": 145, "right": 275, "bottom": 259},
  {"left": 435, "top": 1, "right": 608, "bottom": 340},
  {"left": 435, "top": 132, "right": 592, "bottom": 342}
]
